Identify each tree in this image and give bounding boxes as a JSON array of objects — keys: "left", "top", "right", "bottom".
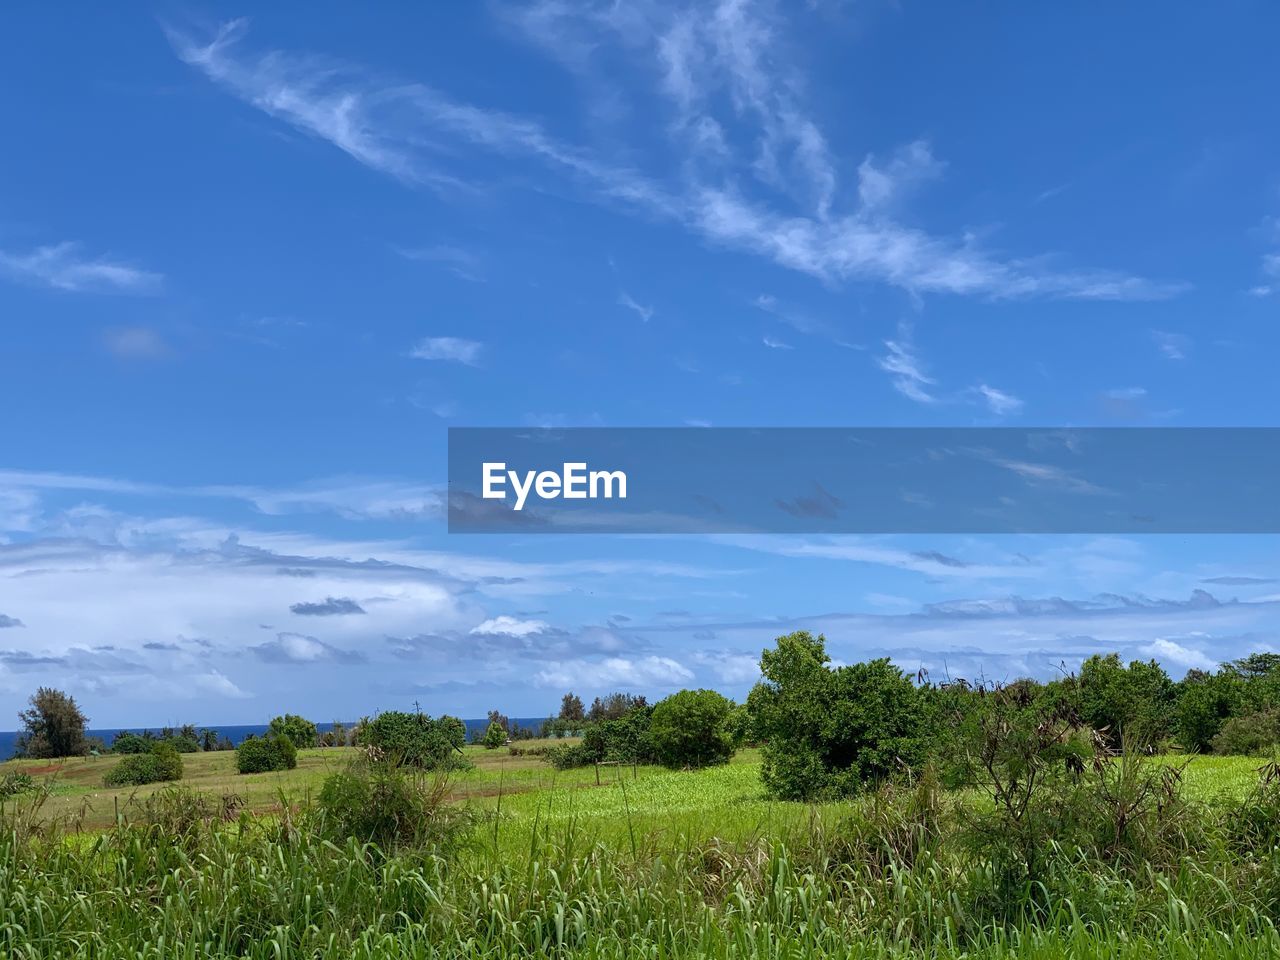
[
  {"left": 649, "top": 689, "right": 736, "bottom": 769},
  {"left": 587, "top": 692, "right": 647, "bottom": 722},
  {"left": 559, "top": 693, "right": 585, "bottom": 722},
  {"left": 1078, "top": 654, "right": 1175, "bottom": 747},
  {"left": 482, "top": 720, "right": 507, "bottom": 749},
  {"left": 486, "top": 709, "right": 510, "bottom": 732},
  {"left": 747, "top": 632, "right": 926, "bottom": 800},
  {"left": 268, "top": 713, "right": 318, "bottom": 750},
  {"left": 1174, "top": 670, "right": 1241, "bottom": 752},
  {"left": 15, "top": 687, "right": 88, "bottom": 759}
]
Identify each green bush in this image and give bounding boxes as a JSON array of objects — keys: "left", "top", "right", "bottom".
[
  {"left": 649, "top": 689, "right": 736, "bottom": 769},
  {"left": 481, "top": 720, "right": 507, "bottom": 749},
  {"left": 359, "top": 711, "right": 470, "bottom": 770},
  {"left": 545, "top": 743, "right": 592, "bottom": 769},
  {"left": 581, "top": 709, "right": 654, "bottom": 765},
  {"left": 110, "top": 731, "right": 152, "bottom": 754},
  {"left": 104, "top": 742, "right": 184, "bottom": 787},
  {"left": 1212, "top": 708, "right": 1280, "bottom": 755},
  {"left": 268, "top": 714, "right": 318, "bottom": 750},
  {"left": 0, "top": 771, "right": 35, "bottom": 799},
  {"left": 235, "top": 734, "right": 298, "bottom": 774},
  {"left": 748, "top": 632, "right": 926, "bottom": 800},
  {"left": 316, "top": 755, "right": 473, "bottom": 852}
]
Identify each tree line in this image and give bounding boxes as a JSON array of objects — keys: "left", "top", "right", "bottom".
[{"left": 13, "top": 635, "right": 1280, "bottom": 800}]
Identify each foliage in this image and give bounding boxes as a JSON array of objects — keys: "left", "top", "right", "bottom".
[
  {"left": 559, "top": 692, "right": 585, "bottom": 722},
  {"left": 482, "top": 721, "right": 507, "bottom": 749},
  {"left": 234, "top": 734, "right": 297, "bottom": 774},
  {"left": 14, "top": 687, "right": 89, "bottom": 759},
  {"left": 587, "top": 692, "right": 648, "bottom": 722},
  {"left": 358, "top": 711, "right": 471, "bottom": 770},
  {"left": 104, "top": 743, "right": 184, "bottom": 787},
  {"left": 545, "top": 743, "right": 593, "bottom": 769},
  {"left": 0, "top": 771, "right": 35, "bottom": 799},
  {"left": 1078, "top": 653, "right": 1175, "bottom": 748},
  {"left": 748, "top": 632, "right": 926, "bottom": 800},
  {"left": 1211, "top": 707, "right": 1280, "bottom": 755},
  {"left": 1174, "top": 670, "right": 1241, "bottom": 751},
  {"left": 268, "top": 713, "right": 318, "bottom": 750},
  {"left": 316, "top": 754, "right": 474, "bottom": 852},
  {"left": 648, "top": 689, "right": 737, "bottom": 769},
  {"left": 582, "top": 707, "right": 654, "bottom": 764}
]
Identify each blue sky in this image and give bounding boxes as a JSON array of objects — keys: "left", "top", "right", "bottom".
[{"left": 3, "top": 2, "right": 1280, "bottom": 727}]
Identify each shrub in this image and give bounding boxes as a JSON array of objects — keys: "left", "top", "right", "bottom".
[
  {"left": 359, "top": 711, "right": 471, "bottom": 770},
  {"left": 268, "top": 714, "right": 318, "bottom": 750},
  {"left": 316, "top": 754, "right": 474, "bottom": 853},
  {"left": 481, "top": 721, "right": 507, "bottom": 749},
  {"left": 235, "top": 734, "right": 297, "bottom": 774},
  {"left": 104, "top": 743, "right": 184, "bottom": 787},
  {"left": 748, "top": 633, "right": 926, "bottom": 800},
  {"left": 581, "top": 708, "right": 654, "bottom": 764},
  {"left": 649, "top": 689, "right": 736, "bottom": 769},
  {"left": 0, "top": 771, "right": 35, "bottom": 799},
  {"left": 545, "top": 743, "right": 592, "bottom": 769},
  {"left": 1211, "top": 707, "right": 1280, "bottom": 755},
  {"left": 110, "top": 731, "right": 152, "bottom": 754}
]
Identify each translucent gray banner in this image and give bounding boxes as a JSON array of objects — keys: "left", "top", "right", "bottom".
[{"left": 447, "top": 428, "right": 1280, "bottom": 533}]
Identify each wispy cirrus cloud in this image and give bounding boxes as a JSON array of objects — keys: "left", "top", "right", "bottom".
[
  {"left": 0, "top": 242, "right": 161, "bottom": 294},
  {"left": 616, "top": 290, "right": 654, "bottom": 322},
  {"left": 168, "top": 12, "right": 1181, "bottom": 303},
  {"left": 409, "top": 336, "right": 484, "bottom": 365},
  {"left": 878, "top": 326, "right": 936, "bottom": 404},
  {"left": 394, "top": 244, "right": 484, "bottom": 282}
]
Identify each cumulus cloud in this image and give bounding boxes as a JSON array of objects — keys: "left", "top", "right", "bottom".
[
  {"left": 1142, "top": 637, "right": 1215, "bottom": 672},
  {"left": 534, "top": 655, "right": 693, "bottom": 689},
  {"left": 251, "top": 632, "right": 367, "bottom": 664},
  {"left": 470, "top": 615, "right": 550, "bottom": 637}
]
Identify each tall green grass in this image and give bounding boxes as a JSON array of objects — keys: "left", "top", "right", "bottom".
[{"left": 2, "top": 755, "right": 1279, "bottom": 958}]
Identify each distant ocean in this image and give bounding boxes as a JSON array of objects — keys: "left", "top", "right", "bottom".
[{"left": 0, "top": 717, "right": 548, "bottom": 760}]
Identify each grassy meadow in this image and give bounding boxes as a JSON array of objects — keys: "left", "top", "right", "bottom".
[{"left": 3, "top": 743, "right": 1280, "bottom": 958}]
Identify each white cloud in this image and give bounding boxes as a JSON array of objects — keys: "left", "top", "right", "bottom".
[
  {"left": 1142, "top": 637, "right": 1215, "bottom": 672},
  {"left": 534, "top": 654, "right": 693, "bottom": 689},
  {"left": 617, "top": 290, "right": 653, "bottom": 322},
  {"left": 169, "top": 16, "right": 1181, "bottom": 303},
  {"left": 878, "top": 327, "right": 936, "bottom": 404},
  {"left": 858, "top": 140, "right": 945, "bottom": 210},
  {"left": 762, "top": 335, "right": 792, "bottom": 350},
  {"left": 194, "top": 670, "right": 252, "bottom": 699},
  {"left": 974, "top": 383, "right": 1024, "bottom": 416},
  {"left": 410, "top": 337, "right": 483, "bottom": 365},
  {"left": 0, "top": 242, "right": 161, "bottom": 294},
  {"left": 471, "top": 615, "right": 550, "bottom": 637},
  {"left": 1152, "top": 330, "right": 1189, "bottom": 361},
  {"left": 692, "top": 650, "right": 760, "bottom": 683}
]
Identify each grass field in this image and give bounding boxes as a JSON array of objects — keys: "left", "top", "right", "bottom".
[
  {"left": 3, "top": 743, "right": 1265, "bottom": 834},
  {"left": 3, "top": 745, "right": 1280, "bottom": 958}
]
